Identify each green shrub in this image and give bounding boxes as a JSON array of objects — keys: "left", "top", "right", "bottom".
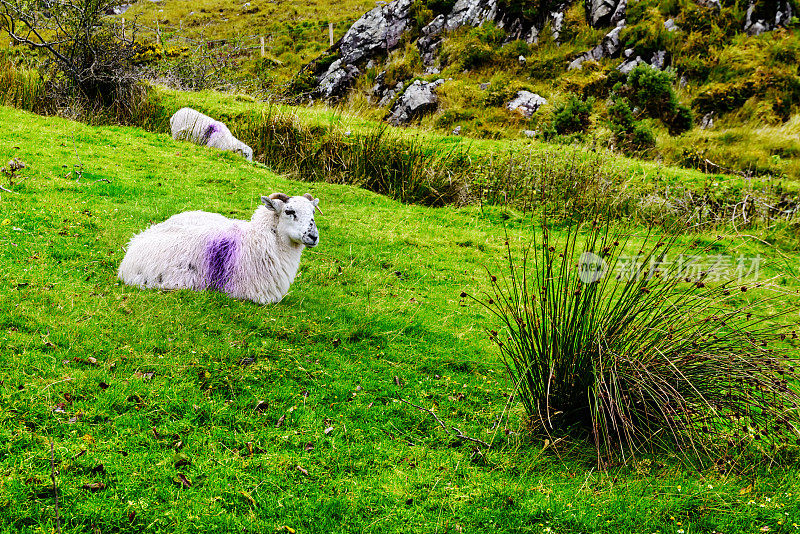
[
  {"left": 626, "top": 64, "right": 676, "bottom": 118},
  {"left": 619, "top": 65, "right": 692, "bottom": 135},
  {"left": 550, "top": 94, "right": 593, "bottom": 135},
  {"left": 629, "top": 120, "right": 658, "bottom": 150},
  {"left": 441, "top": 34, "right": 496, "bottom": 71},
  {"left": 607, "top": 96, "right": 657, "bottom": 153}
]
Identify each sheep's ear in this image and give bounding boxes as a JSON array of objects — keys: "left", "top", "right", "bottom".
[
  {"left": 261, "top": 195, "right": 284, "bottom": 213},
  {"left": 303, "top": 193, "right": 322, "bottom": 214}
]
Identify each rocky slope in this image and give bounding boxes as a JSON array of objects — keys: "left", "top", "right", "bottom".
[{"left": 299, "top": 0, "right": 795, "bottom": 127}]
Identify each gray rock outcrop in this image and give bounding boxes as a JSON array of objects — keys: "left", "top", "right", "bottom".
[
  {"left": 568, "top": 23, "right": 624, "bottom": 70},
  {"left": 311, "top": 0, "right": 414, "bottom": 99},
  {"left": 318, "top": 60, "right": 361, "bottom": 99},
  {"left": 744, "top": 0, "right": 793, "bottom": 36},
  {"left": 306, "top": 0, "right": 561, "bottom": 99},
  {"left": 506, "top": 91, "right": 547, "bottom": 118},
  {"left": 694, "top": 0, "right": 721, "bottom": 12},
  {"left": 586, "top": 0, "right": 626, "bottom": 27},
  {"left": 386, "top": 79, "right": 445, "bottom": 126},
  {"left": 617, "top": 49, "right": 667, "bottom": 74}
]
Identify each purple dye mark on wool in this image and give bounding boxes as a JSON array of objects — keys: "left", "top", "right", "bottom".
[
  {"left": 200, "top": 123, "right": 220, "bottom": 145},
  {"left": 205, "top": 235, "right": 239, "bottom": 291}
]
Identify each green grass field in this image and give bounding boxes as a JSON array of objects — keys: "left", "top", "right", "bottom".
[{"left": 1, "top": 103, "right": 800, "bottom": 533}]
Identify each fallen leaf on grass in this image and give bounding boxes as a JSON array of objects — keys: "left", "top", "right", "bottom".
[
  {"left": 740, "top": 483, "right": 754, "bottom": 495},
  {"left": 173, "top": 453, "right": 190, "bottom": 467},
  {"left": 324, "top": 426, "right": 334, "bottom": 435},
  {"left": 296, "top": 465, "right": 309, "bottom": 476},
  {"left": 82, "top": 482, "right": 106, "bottom": 492},
  {"left": 304, "top": 442, "right": 314, "bottom": 452},
  {"left": 254, "top": 401, "right": 269, "bottom": 413},
  {"left": 276, "top": 415, "right": 285, "bottom": 428}
]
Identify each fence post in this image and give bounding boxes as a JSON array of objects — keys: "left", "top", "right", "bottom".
[
  {"left": 260, "top": 36, "right": 265, "bottom": 57},
  {"left": 329, "top": 22, "right": 334, "bottom": 47},
  {"left": 121, "top": 18, "right": 125, "bottom": 39}
]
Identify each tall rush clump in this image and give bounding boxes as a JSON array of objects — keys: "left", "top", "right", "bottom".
[{"left": 472, "top": 219, "right": 800, "bottom": 463}]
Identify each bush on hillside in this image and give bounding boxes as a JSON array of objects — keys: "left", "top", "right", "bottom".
[
  {"left": 616, "top": 65, "right": 692, "bottom": 135},
  {"left": 607, "top": 96, "right": 657, "bottom": 153},
  {"left": 550, "top": 94, "right": 594, "bottom": 135}
]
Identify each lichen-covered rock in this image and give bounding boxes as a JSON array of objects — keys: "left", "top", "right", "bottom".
[
  {"left": 506, "top": 91, "right": 547, "bottom": 118},
  {"left": 664, "top": 18, "right": 679, "bottom": 32},
  {"left": 694, "top": 0, "right": 721, "bottom": 12},
  {"left": 617, "top": 50, "right": 667, "bottom": 74},
  {"left": 744, "top": 0, "right": 793, "bottom": 36},
  {"left": 386, "top": 79, "right": 445, "bottom": 126},
  {"left": 313, "top": 0, "right": 414, "bottom": 99},
  {"left": 568, "top": 24, "right": 624, "bottom": 70},
  {"left": 305, "top": 0, "right": 550, "bottom": 100},
  {"left": 318, "top": 60, "right": 361, "bottom": 99},
  {"left": 444, "top": 0, "right": 499, "bottom": 31},
  {"left": 586, "top": 0, "right": 626, "bottom": 27}
]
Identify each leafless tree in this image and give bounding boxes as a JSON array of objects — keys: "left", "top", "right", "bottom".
[{"left": 0, "top": 0, "right": 143, "bottom": 107}]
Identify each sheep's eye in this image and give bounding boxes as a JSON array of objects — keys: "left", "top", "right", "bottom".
[{"left": 284, "top": 209, "right": 296, "bottom": 218}]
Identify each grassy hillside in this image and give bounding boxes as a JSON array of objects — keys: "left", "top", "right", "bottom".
[
  {"left": 1, "top": 104, "right": 800, "bottom": 532},
  {"left": 116, "top": 0, "right": 800, "bottom": 180}
]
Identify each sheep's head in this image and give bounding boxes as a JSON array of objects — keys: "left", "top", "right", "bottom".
[
  {"left": 261, "top": 193, "right": 320, "bottom": 247},
  {"left": 239, "top": 143, "right": 254, "bottom": 162}
]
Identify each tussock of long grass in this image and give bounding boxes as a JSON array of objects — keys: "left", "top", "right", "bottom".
[
  {"left": 472, "top": 217, "right": 800, "bottom": 463},
  {"left": 0, "top": 60, "right": 47, "bottom": 113}
]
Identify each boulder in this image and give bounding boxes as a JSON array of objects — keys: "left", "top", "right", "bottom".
[
  {"left": 664, "top": 18, "right": 679, "bottom": 32},
  {"left": 444, "top": 0, "right": 499, "bottom": 32},
  {"left": 744, "top": 0, "right": 793, "bottom": 36},
  {"left": 616, "top": 50, "right": 667, "bottom": 74},
  {"left": 586, "top": 0, "right": 626, "bottom": 28},
  {"left": 313, "top": 0, "right": 415, "bottom": 99},
  {"left": 305, "top": 0, "right": 548, "bottom": 99},
  {"left": 506, "top": 91, "right": 547, "bottom": 118},
  {"left": 694, "top": 0, "right": 721, "bottom": 12},
  {"left": 318, "top": 60, "right": 361, "bottom": 99},
  {"left": 386, "top": 79, "right": 445, "bottom": 126},
  {"left": 569, "top": 23, "right": 624, "bottom": 70}
]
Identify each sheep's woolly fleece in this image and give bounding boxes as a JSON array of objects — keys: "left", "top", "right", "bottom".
[
  {"left": 170, "top": 107, "right": 254, "bottom": 161},
  {"left": 118, "top": 194, "right": 320, "bottom": 304}
]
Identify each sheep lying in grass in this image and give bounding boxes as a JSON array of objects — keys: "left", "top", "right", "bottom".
[
  {"left": 118, "top": 193, "right": 320, "bottom": 304},
  {"left": 170, "top": 107, "right": 254, "bottom": 161}
]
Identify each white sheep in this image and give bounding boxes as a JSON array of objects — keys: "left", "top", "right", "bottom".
[
  {"left": 170, "top": 107, "right": 254, "bottom": 161},
  {"left": 118, "top": 193, "right": 320, "bottom": 304}
]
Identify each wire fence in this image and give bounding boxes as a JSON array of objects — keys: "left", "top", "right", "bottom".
[{"left": 115, "top": 15, "right": 344, "bottom": 56}]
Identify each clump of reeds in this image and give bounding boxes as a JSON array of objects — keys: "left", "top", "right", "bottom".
[
  {"left": 0, "top": 60, "right": 47, "bottom": 113},
  {"left": 471, "top": 217, "right": 800, "bottom": 463}
]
